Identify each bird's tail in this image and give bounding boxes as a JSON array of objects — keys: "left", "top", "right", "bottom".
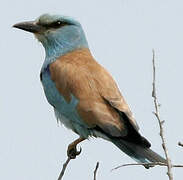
[{"left": 111, "top": 138, "right": 166, "bottom": 168}]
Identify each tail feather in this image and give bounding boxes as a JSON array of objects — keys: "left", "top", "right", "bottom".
[{"left": 111, "top": 138, "right": 166, "bottom": 168}]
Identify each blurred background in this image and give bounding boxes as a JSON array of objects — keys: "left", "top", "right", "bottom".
[{"left": 1, "top": 0, "right": 183, "bottom": 179}]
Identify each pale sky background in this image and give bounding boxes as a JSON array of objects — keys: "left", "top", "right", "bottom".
[{"left": 1, "top": 0, "right": 183, "bottom": 179}]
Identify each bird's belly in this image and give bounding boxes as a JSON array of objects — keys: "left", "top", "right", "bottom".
[{"left": 40, "top": 67, "right": 91, "bottom": 137}]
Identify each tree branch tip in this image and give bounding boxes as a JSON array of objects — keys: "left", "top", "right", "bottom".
[
  {"left": 160, "top": 120, "right": 165, "bottom": 124},
  {"left": 111, "top": 162, "right": 183, "bottom": 171},
  {"left": 94, "top": 162, "right": 100, "bottom": 180},
  {"left": 152, "top": 50, "right": 173, "bottom": 180}
]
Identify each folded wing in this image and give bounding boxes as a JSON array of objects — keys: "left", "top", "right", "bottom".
[{"left": 49, "top": 49, "right": 149, "bottom": 147}]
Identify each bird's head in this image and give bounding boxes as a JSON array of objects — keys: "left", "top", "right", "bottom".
[{"left": 13, "top": 14, "right": 88, "bottom": 59}]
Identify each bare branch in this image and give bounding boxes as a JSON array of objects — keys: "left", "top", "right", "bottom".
[
  {"left": 57, "top": 157, "right": 71, "bottom": 180},
  {"left": 94, "top": 162, "right": 99, "bottom": 180},
  {"left": 178, "top": 142, "right": 183, "bottom": 147},
  {"left": 111, "top": 162, "right": 183, "bottom": 171},
  {"left": 152, "top": 49, "right": 173, "bottom": 180}
]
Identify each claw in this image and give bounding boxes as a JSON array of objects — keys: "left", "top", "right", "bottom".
[
  {"left": 67, "top": 137, "right": 85, "bottom": 159},
  {"left": 67, "top": 145, "right": 82, "bottom": 159},
  {"left": 76, "top": 147, "right": 82, "bottom": 156}
]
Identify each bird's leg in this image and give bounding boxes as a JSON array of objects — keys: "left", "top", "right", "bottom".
[{"left": 67, "top": 137, "right": 85, "bottom": 159}]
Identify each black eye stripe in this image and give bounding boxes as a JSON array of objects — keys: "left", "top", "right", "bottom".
[
  {"left": 39, "top": 20, "right": 72, "bottom": 28},
  {"left": 49, "top": 21, "right": 66, "bottom": 28}
]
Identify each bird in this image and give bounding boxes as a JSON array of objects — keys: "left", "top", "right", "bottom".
[{"left": 13, "top": 14, "right": 166, "bottom": 168}]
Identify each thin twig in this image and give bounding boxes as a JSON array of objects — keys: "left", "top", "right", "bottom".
[
  {"left": 57, "top": 157, "right": 71, "bottom": 180},
  {"left": 152, "top": 49, "right": 173, "bottom": 180},
  {"left": 111, "top": 51, "right": 183, "bottom": 177},
  {"left": 178, "top": 142, "right": 183, "bottom": 147},
  {"left": 111, "top": 162, "right": 183, "bottom": 171},
  {"left": 94, "top": 162, "right": 99, "bottom": 180}
]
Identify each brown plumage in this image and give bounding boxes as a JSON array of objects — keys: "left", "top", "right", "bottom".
[{"left": 50, "top": 48, "right": 139, "bottom": 138}]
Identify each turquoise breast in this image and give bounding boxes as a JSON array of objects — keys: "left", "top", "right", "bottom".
[{"left": 40, "top": 65, "right": 91, "bottom": 137}]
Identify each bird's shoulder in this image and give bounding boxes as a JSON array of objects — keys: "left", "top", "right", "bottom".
[{"left": 49, "top": 48, "right": 122, "bottom": 101}]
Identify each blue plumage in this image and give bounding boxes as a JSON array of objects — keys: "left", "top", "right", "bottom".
[
  {"left": 36, "top": 14, "right": 88, "bottom": 69},
  {"left": 37, "top": 14, "right": 91, "bottom": 137}
]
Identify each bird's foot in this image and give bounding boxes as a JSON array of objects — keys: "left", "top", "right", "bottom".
[{"left": 67, "top": 143, "right": 82, "bottom": 159}]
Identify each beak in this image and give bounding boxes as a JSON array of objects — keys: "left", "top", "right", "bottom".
[{"left": 13, "top": 21, "right": 43, "bottom": 33}]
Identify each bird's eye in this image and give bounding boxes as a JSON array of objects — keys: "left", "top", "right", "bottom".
[
  {"left": 56, "top": 21, "right": 61, "bottom": 25},
  {"left": 51, "top": 20, "right": 67, "bottom": 28},
  {"left": 51, "top": 21, "right": 62, "bottom": 27}
]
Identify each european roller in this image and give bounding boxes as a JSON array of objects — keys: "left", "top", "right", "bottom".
[{"left": 13, "top": 14, "right": 166, "bottom": 168}]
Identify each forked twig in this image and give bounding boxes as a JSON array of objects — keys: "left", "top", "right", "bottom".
[
  {"left": 57, "top": 157, "right": 100, "bottom": 180},
  {"left": 152, "top": 49, "right": 173, "bottom": 180},
  {"left": 112, "top": 50, "right": 183, "bottom": 179}
]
